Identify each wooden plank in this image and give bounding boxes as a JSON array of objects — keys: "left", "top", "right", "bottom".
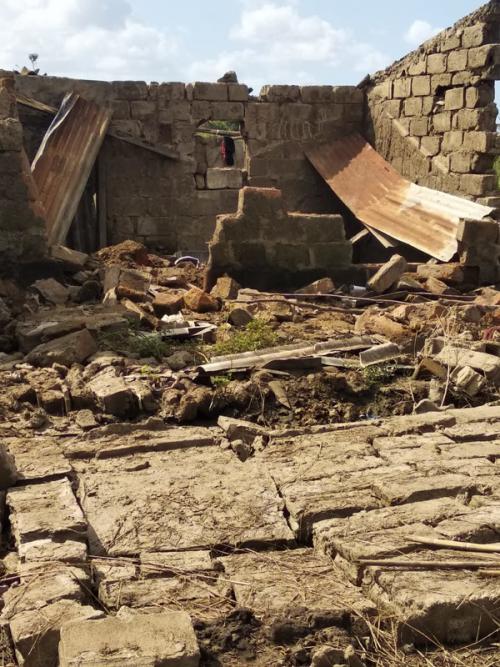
[
  {"left": 107, "top": 132, "right": 179, "bottom": 160},
  {"left": 97, "top": 152, "right": 107, "bottom": 249}
]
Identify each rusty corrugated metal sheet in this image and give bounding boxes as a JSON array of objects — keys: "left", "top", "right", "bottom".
[
  {"left": 307, "top": 133, "right": 495, "bottom": 261},
  {"left": 32, "top": 93, "right": 112, "bottom": 245}
]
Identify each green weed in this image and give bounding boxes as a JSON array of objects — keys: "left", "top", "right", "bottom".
[
  {"left": 362, "top": 363, "right": 397, "bottom": 388},
  {"left": 210, "top": 319, "right": 278, "bottom": 357}
]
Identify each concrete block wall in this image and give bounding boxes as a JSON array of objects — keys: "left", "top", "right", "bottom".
[
  {"left": 13, "top": 75, "right": 363, "bottom": 255},
  {"left": 205, "top": 186, "right": 354, "bottom": 291},
  {"left": 365, "top": 0, "right": 500, "bottom": 205},
  {"left": 0, "top": 75, "right": 46, "bottom": 264}
]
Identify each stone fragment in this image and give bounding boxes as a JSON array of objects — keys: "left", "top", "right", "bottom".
[
  {"left": 452, "top": 365, "right": 486, "bottom": 397},
  {"left": 368, "top": 255, "right": 408, "bottom": 294},
  {"left": 295, "top": 277, "right": 335, "bottom": 295},
  {"left": 32, "top": 278, "right": 69, "bottom": 305},
  {"left": 121, "top": 299, "right": 159, "bottom": 329},
  {"left": 50, "top": 245, "right": 89, "bottom": 271},
  {"left": 9, "top": 600, "right": 102, "bottom": 667},
  {"left": 416, "top": 263, "right": 464, "bottom": 285},
  {"left": 87, "top": 368, "right": 139, "bottom": 418},
  {"left": 3, "top": 436, "right": 71, "bottom": 483},
  {"left": 7, "top": 478, "right": 86, "bottom": 546},
  {"left": 354, "top": 310, "right": 408, "bottom": 341},
  {"left": 435, "top": 346, "right": 500, "bottom": 382},
  {"left": 74, "top": 409, "right": 98, "bottom": 430},
  {"left": 152, "top": 291, "right": 184, "bottom": 316},
  {"left": 210, "top": 276, "right": 241, "bottom": 300},
  {"left": 59, "top": 611, "right": 200, "bottom": 667},
  {"left": 26, "top": 329, "right": 98, "bottom": 368},
  {"left": 165, "top": 350, "right": 196, "bottom": 371},
  {"left": 183, "top": 287, "right": 220, "bottom": 313},
  {"left": 228, "top": 306, "right": 253, "bottom": 327},
  {"left": 425, "top": 276, "right": 452, "bottom": 295}
]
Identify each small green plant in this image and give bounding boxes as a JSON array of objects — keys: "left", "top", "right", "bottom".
[
  {"left": 210, "top": 319, "right": 278, "bottom": 357},
  {"left": 97, "top": 326, "right": 171, "bottom": 360},
  {"left": 362, "top": 363, "right": 397, "bottom": 388},
  {"left": 211, "top": 374, "right": 233, "bottom": 389}
]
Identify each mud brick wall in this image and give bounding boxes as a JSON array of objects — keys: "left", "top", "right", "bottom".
[
  {"left": 13, "top": 75, "right": 363, "bottom": 256},
  {"left": 205, "top": 186, "right": 354, "bottom": 291},
  {"left": 0, "top": 76, "right": 46, "bottom": 264},
  {"left": 365, "top": 0, "right": 500, "bottom": 206}
]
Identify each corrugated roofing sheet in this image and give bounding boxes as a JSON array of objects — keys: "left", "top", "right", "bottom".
[
  {"left": 307, "top": 133, "right": 495, "bottom": 261},
  {"left": 32, "top": 93, "right": 112, "bottom": 245}
]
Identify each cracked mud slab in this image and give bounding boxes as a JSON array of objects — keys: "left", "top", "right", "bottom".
[{"left": 75, "top": 445, "right": 294, "bottom": 556}]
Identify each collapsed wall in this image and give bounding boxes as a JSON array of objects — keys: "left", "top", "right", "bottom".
[
  {"left": 365, "top": 0, "right": 500, "bottom": 206},
  {"left": 14, "top": 76, "right": 363, "bottom": 255},
  {"left": 0, "top": 76, "right": 46, "bottom": 263}
]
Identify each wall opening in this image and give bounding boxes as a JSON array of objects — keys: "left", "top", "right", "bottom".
[{"left": 194, "top": 120, "right": 247, "bottom": 191}]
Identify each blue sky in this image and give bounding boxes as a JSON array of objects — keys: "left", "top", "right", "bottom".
[{"left": 0, "top": 1, "right": 487, "bottom": 89}]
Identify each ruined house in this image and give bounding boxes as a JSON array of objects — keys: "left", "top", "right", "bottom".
[{"left": 1, "top": 3, "right": 500, "bottom": 667}]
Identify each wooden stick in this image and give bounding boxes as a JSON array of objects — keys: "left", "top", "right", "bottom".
[
  {"left": 478, "top": 569, "right": 500, "bottom": 577},
  {"left": 358, "top": 559, "right": 500, "bottom": 569},
  {"left": 409, "top": 536, "right": 500, "bottom": 554}
]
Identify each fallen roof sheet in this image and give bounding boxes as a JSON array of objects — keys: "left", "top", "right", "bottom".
[
  {"left": 307, "top": 133, "right": 495, "bottom": 262},
  {"left": 32, "top": 93, "right": 112, "bottom": 246}
]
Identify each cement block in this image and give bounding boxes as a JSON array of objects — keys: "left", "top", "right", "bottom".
[
  {"left": 193, "top": 82, "right": 228, "bottom": 101},
  {"left": 462, "top": 24, "right": 488, "bottom": 48},
  {"left": 420, "top": 136, "right": 441, "bottom": 157},
  {"left": 228, "top": 83, "right": 249, "bottom": 102},
  {"left": 130, "top": 100, "right": 156, "bottom": 119},
  {"left": 59, "top": 612, "right": 200, "bottom": 666},
  {"left": 468, "top": 44, "right": 500, "bottom": 69},
  {"left": 209, "top": 101, "right": 244, "bottom": 121},
  {"left": 88, "top": 368, "right": 139, "bottom": 418},
  {"left": 111, "top": 81, "right": 148, "bottom": 100},
  {"left": 26, "top": 328, "right": 98, "bottom": 368},
  {"left": 393, "top": 78, "right": 412, "bottom": 98},
  {"left": 157, "top": 82, "right": 186, "bottom": 101},
  {"left": 206, "top": 168, "right": 243, "bottom": 190},
  {"left": 300, "top": 85, "right": 334, "bottom": 103},
  {"left": 368, "top": 255, "right": 408, "bottom": 294},
  {"left": 404, "top": 97, "right": 422, "bottom": 116},
  {"left": 426, "top": 53, "right": 447, "bottom": 74},
  {"left": 450, "top": 152, "right": 471, "bottom": 173},
  {"left": 11, "top": 601, "right": 102, "bottom": 667},
  {"left": 444, "top": 88, "right": 464, "bottom": 111},
  {"left": 7, "top": 479, "right": 86, "bottom": 545},
  {"left": 431, "top": 74, "right": 452, "bottom": 93},
  {"left": 409, "top": 117, "right": 429, "bottom": 137},
  {"left": 460, "top": 174, "right": 497, "bottom": 196},
  {"left": 412, "top": 75, "right": 431, "bottom": 96},
  {"left": 408, "top": 60, "right": 426, "bottom": 76},
  {"left": 259, "top": 85, "right": 300, "bottom": 102},
  {"left": 447, "top": 50, "right": 468, "bottom": 72},
  {"left": 441, "top": 33, "right": 461, "bottom": 52},
  {"left": 433, "top": 111, "right": 452, "bottom": 133},
  {"left": 442, "top": 131, "right": 463, "bottom": 153},
  {"left": 462, "top": 131, "right": 496, "bottom": 152}
]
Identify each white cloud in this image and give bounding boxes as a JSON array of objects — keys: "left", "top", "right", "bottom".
[
  {"left": 0, "top": 0, "right": 181, "bottom": 81},
  {"left": 190, "top": 2, "right": 390, "bottom": 89},
  {"left": 404, "top": 20, "right": 443, "bottom": 46}
]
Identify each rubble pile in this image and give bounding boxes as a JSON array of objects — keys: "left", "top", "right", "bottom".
[{"left": 0, "top": 239, "right": 499, "bottom": 664}]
